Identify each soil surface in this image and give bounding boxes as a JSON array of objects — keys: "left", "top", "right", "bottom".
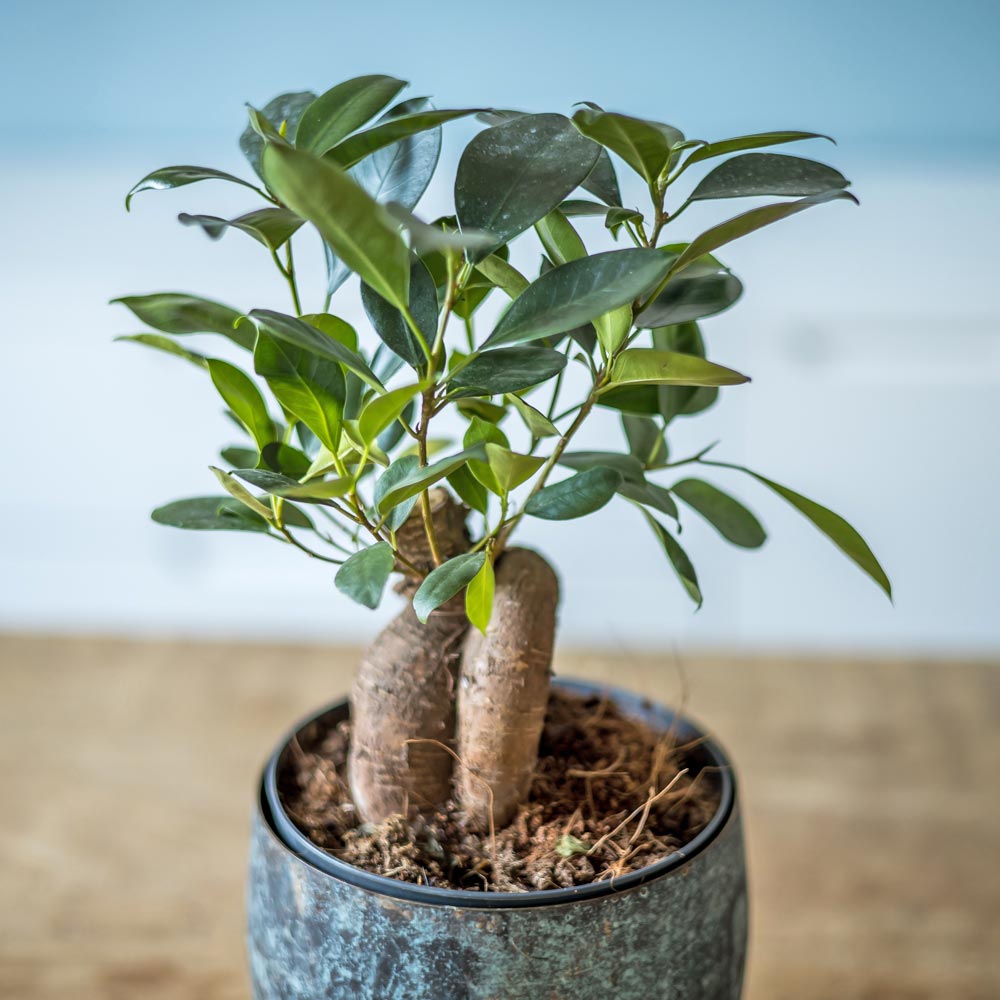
[{"left": 278, "top": 688, "right": 721, "bottom": 892}]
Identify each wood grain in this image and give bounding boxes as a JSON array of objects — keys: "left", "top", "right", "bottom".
[{"left": 1, "top": 634, "right": 997, "bottom": 999}]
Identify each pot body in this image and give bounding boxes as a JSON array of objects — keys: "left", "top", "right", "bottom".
[{"left": 247, "top": 680, "right": 748, "bottom": 1000}]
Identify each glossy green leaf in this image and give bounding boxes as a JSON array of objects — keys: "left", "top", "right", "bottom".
[
  {"left": 324, "top": 97, "right": 443, "bottom": 301},
  {"left": 373, "top": 455, "right": 421, "bottom": 529},
  {"left": 239, "top": 91, "right": 316, "bottom": 179},
  {"left": 253, "top": 333, "right": 345, "bottom": 453},
  {"left": 463, "top": 418, "right": 509, "bottom": 495},
  {"left": 594, "top": 303, "right": 632, "bottom": 355},
  {"left": 207, "top": 359, "right": 275, "bottom": 450},
  {"left": 673, "top": 478, "right": 766, "bottom": 548},
  {"left": 605, "top": 349, "right": 749, "bottom": 389},
  {"left": 648, "top": 323, "right": 718, "bottom": 421},
  {"left": 485, "top": 444, "right": 545, "bottom": 492},
  {"left": 261, "top": 141, "right": 410, "bottom": 309},
  {"left": 386, "top": 203, "right": 497, "bottom": 256},
  {"left": 637, "top": 272, "right": 743, "bottom": 328},
  {"left": 334, "top": 541, "right": 395, "bottom": 609},
  {"left": 295, "top": 75, "right": 407, "bottom": 155},
  {"left": 234, "top": 468, "right": 352, "bottom": 503},
  {"left": 412, "top": 552, "right": 486, "bottom": 622},
  {"left": 125, "top": 165, "right": 263, "bottom": 211},
  {"left": 220, "top": 445, "right": 258, "bottom": 468},
  {"left": 114, "top": 333, "right": 208, "bottom": 369},
  {"left": 524, "top": 466, "right": 622, "bottom": 520},
  {"left": 455, "top": 113, "right": 600, "bottom": 262},
  {"left": 486, "top": 249, "right": 670, "bottom": 348},
  {"left": 327, "top": 107, "right": 485, "bottom": 168},
  {"left": 642, "top": 511, "right": 702, "bottom": 606},
  {"left": 111, "top": 293, "right": 255, "bottom": 350},
  {"left": 706, "top": 462, "right": 891, "bottom": 597},
  {"left": 375, "top": 445, "right": 487, "bottom": 514},
  {"left": 151, "top": 496, "right": 271, "bottom": 533},
  {"left": 605, "top": 207, "right": 644, "bottom": 236},
  {"left": 178, "top": 207, "right": 303, "bottom": 251},
  {"left": 360, "top": 257, "right": 437, "bottom": 368},
  {"left": 248, "top": 310, "right": 381, "bottom": 390},
  {"left": 474, "top": 254, "right": 529, "bottom": 298},
  {"left": 581, "top": 148, "right": 623, "bottom": 206},
  {"left": 688, "top": 153, "right": 849, "bottom": 202},
  {"left": 558, "top": 199, "right": 611, "bottom": 217},
  {"left": 623, "top": 414, "right": 667, "bottom": 468},
  {"left": 571, "top": 108, "right": 683, "bottom": 186},
  {"left": 535, "top": 210, "right": 586, "bottom": 265},
  {"left": 507, "top": 393, "right": 559, "bottom": 438},
  {"left": 669, "top": 190, "right": 858, "bottom": 277},
  {"left": 447, "top": 464, "right": 489, "bottom": 514},
  {"left": 618, "top": 479, "right": 678, "bottom": 520},
  {"left": 559, "top": 450, "right": 644, "bottom": 482},
  {"left": 260, "top": 441, "right": 313, "bottom": 479},
  {"left": 465, "top": 556, "right": 495, "bottom": 634},
  {"left": 358, "top": 383, "right": 421, "bottom": 444},
  {"left": 449, "top": 347, "right": 567, "bottom": 397},
  {"left": 209, "top": 466, "right": 273, "bottom": 521},
  {"left": 679, "top": 131, "right": 833, "bottom": 173},
  {"left": 456, "top": 398, "right": 508, "bottom": 423}
]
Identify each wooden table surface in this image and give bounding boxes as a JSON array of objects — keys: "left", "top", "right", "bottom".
[{"left": 1, "top": 634, "right": 997, "bottom": 999}]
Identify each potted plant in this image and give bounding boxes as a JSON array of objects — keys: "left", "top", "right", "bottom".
[{"left": 116, "top": 75, "right": 890, "bottom": 1000}]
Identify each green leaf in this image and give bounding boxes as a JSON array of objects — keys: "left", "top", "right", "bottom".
[
  {"left": 485, "top": 444, "right": 545, "bottom": 492},
  {"left": 447, "top": 464, "right": 489, "bottom": 514},
  {"left": 555, "top": 833, "right": 591, "bottom": 858},
  {"left": 151, "top": 496, "right": 271, "bottom": 533},
  {"left": 707, "top": 463, "right": 891, "bottom": 598},
  {"left": 375, "top": 446, "right": 486, "bottom": 514},
  {"left": 248, "top": 310, "right": 381, "bottom": 390},
  {"left": 637, "top": 272, "right": 743, "bottom": 328},
  {"left": 360, "top": 256, "right": 437, "bottom": 368},
  {"left": 234, "top": 468, "right": 352, "bottom": 503},
  {"left": 209, "top": 466, "right": 273, "bottom": 522},
  {"left": 327, "top": 107, "right": 485, "bottom": 168},
  {"left": 260, "top": 441, "right": 313, "bottom": 479},
  {"left": 673, "top": 478, "right": 766, "bottom": 548},
  {"left": 618, "top": 479, "right": 679, "bottom": 520},
  {"left": 373, "top": 455, "right": 421, "bottom": 529},
  {"left": 605, "top": 348, "right": 749, "bottom": 389},
  {"left": 358, "top": 383, "right": 421, "bottom": 444},
  {"left": 507, "top": 393, "right": 559, "bottom": 438},
  {"left": 670, "top": 190, "right": 858, "bottom": 277},
  {"left": 456, "top": 398, "right": 508, "bottom": 423},
  {"left": 558, "top": 451, "right": 644, "bottom": 482},
  {"left": 114, "top": 333, "right": 208, "bottom": 369},
  {"left": 486, "top": 248, "right": 670, "bottom": 348},
  {"left": 335, "top": 542, "right": 395, "bottom": 609},
  {"left": 324, "top": 97, "right": 444, "bottom": 300},
  {"left": 535, "top": 210, "right": 586, "bottom": 265},
  {"left": 594, "top": 303, "right": 632, "bottom": 355},
  {"left": 581, "top": 149, "right": 622, "bottom": 206},
  {"left": 623, "top": 414, "right": 667, "bottom": 468},
  {"left": 125, "top": 165, "right": 263, "bottom": 211},
  {"left": 524, "top": 466, "right": 622, "bottom": 520},
  {"left": 464, "top": 418, "right": 509, "bottom": 494},
  {"left": 474, "top": 254, "right": 529, "bottom": 298},
  {"left": 455, "top": 113, "right": 600, "bottom": 262},
  {"left": 239, "top": 91, "right": 316, "bottom": 179},
  {"left": 465, "top": 556, "right": 495, "bottom": 634},
  {"left": 643, "top": 323, "right": 719, "bottom": 422},
  {"left": 386, "top": 204, "right": 497, "bottom": 256},
  {"left": 220, "top": 446, "right": 258, "bottom": 468},
  {"left": 111, "top": 293, "right": 254, "bottom": 350},
  {"left": 642, "top": 511, "right": 702, "bottom": 606},
  {"left": 261, "top": 141, "right": 410, "bottom": 309},
  {"left": 253, "top": 333, "right": 345, "bottom": 453},
  {"left": 295, "top": 75, "right": 407, "bottom": 155},
  {"left": 449, "top": 347, "right": 567, "bottom": 397},
  {"left": 571, "top": 108, "right": 683, "bottom": 186},
  {"left": 206, "top": 359, "right": 275, "bottom": 451},
  {"left": 679, "top": 131, "right": 833, "bottom": 172},
  {"left": 413, "top": 551, "right": 487, "bottom": 623},
  {"left": 178, "top": 207, "right": 304, "bottom": 251},
  {"left": 688, "top": 153, "right": 849, "bottom": 202}
]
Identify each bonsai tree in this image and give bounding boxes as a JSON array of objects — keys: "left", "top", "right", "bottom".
[{"left": 116, "top": 75, "right": 890, "bottom": 834}]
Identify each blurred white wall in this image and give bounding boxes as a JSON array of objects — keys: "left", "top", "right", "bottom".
[{"left": 2, "top": 146, "right": 997, "bottom": 653}]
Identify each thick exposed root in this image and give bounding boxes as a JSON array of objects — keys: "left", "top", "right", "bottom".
[
  {"left": 456, "top": 548, "right": 560, "bottom": 831},
  {"left": 347, "top": 490, "right": 470, "bottom": 823}
]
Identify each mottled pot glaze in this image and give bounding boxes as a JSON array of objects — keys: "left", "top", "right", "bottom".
[{"left": 247, "top": 680, "right": 748, "bottom": 1000}]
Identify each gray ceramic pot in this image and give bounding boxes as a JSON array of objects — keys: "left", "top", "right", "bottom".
[{"left": 247, "top": 679, "right": 748, "bottom": 1000}]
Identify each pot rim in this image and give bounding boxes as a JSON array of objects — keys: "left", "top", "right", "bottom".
[{"left": 259, "top": 677, "right": 736, "bottom": 910}]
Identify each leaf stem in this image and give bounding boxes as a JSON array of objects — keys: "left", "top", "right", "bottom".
[{"left": 277, "top": 525, "right": 344, "bottom": 564}]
